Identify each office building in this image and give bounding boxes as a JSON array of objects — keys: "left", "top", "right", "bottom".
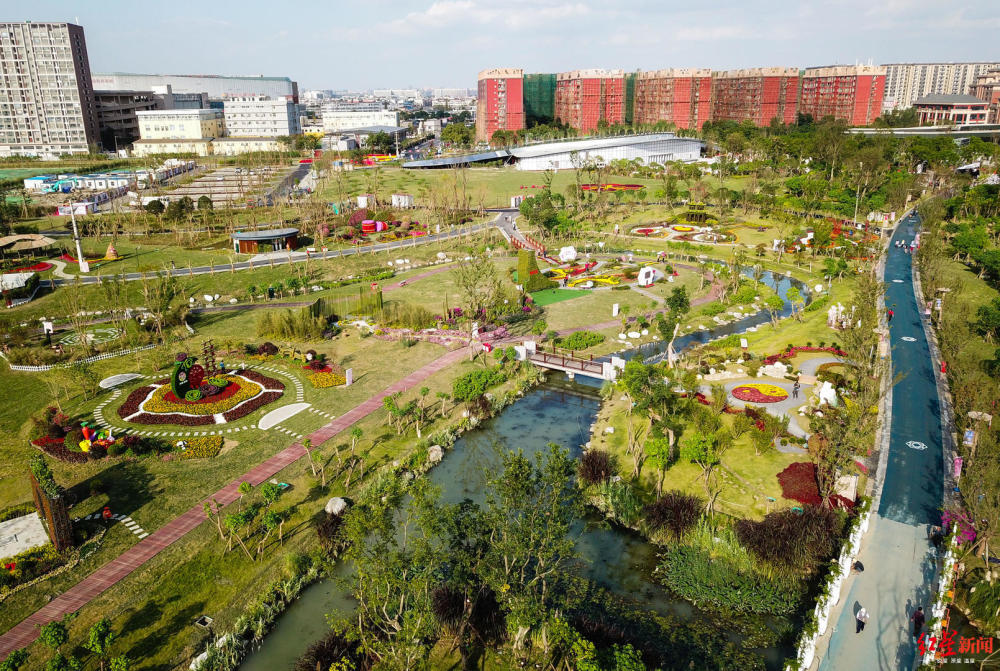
[
  {"left": 135, "top": 108, "right": 224, "bottom": 140},
  {"left": 634, "top": 69, "right": 713, "bottom": 130},
  {"left": 322, "top": 107, "right": 399, "bottom": 132},
  {"left": 799, "top": 65, "right": 886, "bottom": 125},
  {"left": 970, "top": 69, "right": 1000, "bottom": 124},
  {"left": 223, "top": 95, "right": 301, "bottom": 137},
  {"left": 0, "top": 22, "right": 100, "bottom": 157},
  {"left": 91, "top": 72, "right": 298, "bottom": 102},
  {"left": 555, "top": 69, "right": 625, "bottom": 134},
  {"left": 882, "top": 62, "right": 1000, "bottom": 111},
  {"left": 212, "top": 137, "right": 284, "bottom": 155},
  {"left": 711, "top": 68, "right": 799, "bottom": 127},
  {"left": 476, "top": 68, "right": 525, "bottom": 142},
  {"left": 914, "top": 94, "right": 990, "bottom": 125}
]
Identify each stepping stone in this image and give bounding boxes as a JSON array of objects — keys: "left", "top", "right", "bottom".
[{"left": 137, "top": 533, "right": 148, "bottom": 539}]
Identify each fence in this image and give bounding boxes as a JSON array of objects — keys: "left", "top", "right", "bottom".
[{"left": 1, "top": 344, "right": 157, "bottom": 372}]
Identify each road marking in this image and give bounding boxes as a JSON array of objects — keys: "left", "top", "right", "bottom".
[
  {"left": 906, "top": 440, "right": 928, "bottom": 450},
  {"left": 901, "top": 336, "right": 916, "bottom": 342},
  {"left": 892, "top": 279, "right": 904, "bottom": 283}
]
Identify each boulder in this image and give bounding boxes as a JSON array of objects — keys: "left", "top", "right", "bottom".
[
  {"left": 325, "top": 497, "right": 348, "bottom": 516},
  {"left": 428, "top": 445, "right": 444, "bottom": 464},
  {"left": 558, "top": 246, "right": 578, "bottom": 262}
]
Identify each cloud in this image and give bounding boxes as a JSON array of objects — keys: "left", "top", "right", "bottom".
[{"left": 370, "top": 0, "right": 592, "bottom": 35}]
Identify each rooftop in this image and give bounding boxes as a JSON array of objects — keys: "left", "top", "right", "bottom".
[
  {"left": 231, "top": 228, "right": 299, "bottom": 241},
  {"left": 339, "top": 125, "right": 408, "bottom": 134},
  {"left": 914, "top": 94, "right": 988, "bottom": 105}
]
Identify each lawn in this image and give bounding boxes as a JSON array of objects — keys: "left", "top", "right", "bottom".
[{"left": 529, "top": 288, "right": 588, "bottom": 306}]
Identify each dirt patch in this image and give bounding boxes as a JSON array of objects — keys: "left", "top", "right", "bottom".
[{"left": 219, "top": 438, "right": 239, "bottom": 455}]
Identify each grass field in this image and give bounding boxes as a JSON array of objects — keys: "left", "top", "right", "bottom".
[{"left": 529, "top": 288, "right": 588, "bottom": 306}]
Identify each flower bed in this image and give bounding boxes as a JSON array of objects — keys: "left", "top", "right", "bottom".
[
  {"left": 14, "top": 262, "right": 53, "bottom": 272},
  {"left": 763, "top": 346, "right": 848, "bottom": 366},
  {"left": 30, "top": 436, "right": 91, "bottom": 463},
  {"left": 118, "top": 371, "right": 284, "bottom": 426},
  {"left": 731, "top": 383, "right": 789, "bottom": 403},
  {"left": 672, "top": 225, "right": 695, "bottom": 232},
  {"left": 307, "top": 372, "right": 346, "bottom": 388},
  {"left": 777, "top": 462, "right": 853, "bottom": 508},
  {"left": 177, "top": 435, "right": 224, "bottom": 459},
  {"left": 145, "top": 376, "right": 260, "bottom": 416},
  {"left": 0, "top": 544, "right": 65, "bottom": 595}
]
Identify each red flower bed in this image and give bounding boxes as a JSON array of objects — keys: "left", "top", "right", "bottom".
[
  {"left": 117, "top": 385, "right": 157, "bottom": 419},
  {"left": 763, "top": 346, "right": 848, "bottom": 366},
  {"left": 14, "top": 262, "right": 53, "bottom": 272},
  {"left": 163, "top": 381, "right": 242, "bottom": 404},
  {"left": 241, "top": 369, "right": 286, "bottom": 390},
  {"left": 125, "top": 412, "right": 215, "bottom": 426},
  {"left": 777, "top": 462, "right": 854, "bottom": 508},
  {"left": 59, "top": 253, "right": 103, "bottom": 265},
  {"left": 303, "top": 364, "right": 333, "bottom": 374},
  {"left": 731, "top": 384, "right": 789, "bottom": 403},
  {"left": 223, "top": 390, "right": 283, "bottom": 422},
  {"left": 778, "top": 462, "right": 822, "bottom": 506},
  {"left": 31, "top": 436, "right": 91, "bottom": 463}
]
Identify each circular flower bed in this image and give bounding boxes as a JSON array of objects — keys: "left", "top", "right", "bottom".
[
  {"left": 672, "top": 225, "right": 695, "bottom": 232},
  {"left": 731, "top": 383, "right": 789, "bottom": 403},
  {"left": 117, "top": 370, "right": 285, "bottom": 425}
]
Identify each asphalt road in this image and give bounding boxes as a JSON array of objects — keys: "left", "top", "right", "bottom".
[{"left": 818, "top": 211, "right": 944, "bottom": 671}]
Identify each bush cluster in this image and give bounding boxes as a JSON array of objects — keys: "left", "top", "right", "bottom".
[
  {"left": 557, "top": 330, "right": 605, "bottom": 351},
  {"left": 643, "top": 491, "right": 703, "bottom": 541},
  {"left": 578, "top": 450, "right": 613, "bottom": 485}
]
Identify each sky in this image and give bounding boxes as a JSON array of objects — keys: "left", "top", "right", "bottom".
[{"left": 12, "top": 0, "right": 1000, "bottom": 90}]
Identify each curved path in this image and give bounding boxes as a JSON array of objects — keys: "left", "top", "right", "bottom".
[{"left": 815, "top": 211, "right": 945, "bottom": 670}]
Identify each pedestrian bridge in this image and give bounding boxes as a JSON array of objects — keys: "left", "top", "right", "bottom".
[{"left": 516, "top": 341, "right": 624, "bottom": 381}]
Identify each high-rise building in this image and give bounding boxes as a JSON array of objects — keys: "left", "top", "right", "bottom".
[
  {"left": 970, "top": 69, "right": 1000, "bottom": 124},
  {"left": 634, "top": 69, "right": 713, "bottom": 130},
  {"left": 799, "top": 65, "right": 886, "bottom": 126},
  {"left": 554, "top": 69, "right": 625, "bottom": 134},
  {"left": 523, "top": 73, "right": 556, "bottom": 126},
  {"left": 710, "top": 68, "right": 800, "bottom": 127},
  {"left": 476, "top": 68, "right": 524, "bottom": 142},
  {"left": 223, "top": 95, "right": 301, "bottom": 137},
  {"left": 94, "top": 90, "right": 166, "bottom": 150},
  {"left": 91, "top": 72, "right": 299, "bottom": 102},
  {"left": 0, "top": 22, "right": 100, "bottom": 157},
  {"left": 882, "top": 62, "right": 1000, "bottom": 112}
]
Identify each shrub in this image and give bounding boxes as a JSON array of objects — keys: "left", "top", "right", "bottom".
[
  {"left": 777, "top": 462, "right": 822, "bottom": 506},
  {"left": 735, "top": 505, "right": 845, "bottom": 570},
  {"left": 452, "top": 368, "right": 505, "bottom": 402},
  {"left": 643, "top": 491, "right": 703, "bottom": 540},
  {"left": 316, "top": 512, "right": 346, "bottom": 554},
  {"left": 293, "top": 630, "right": 360, "bottom": 671},
  {"left": 558, "top": 330, "right": 605, "bottom": 351},
  {"left": 701, "top": 302, "right": 725, "bottom": 316},
  {"left": 257, "top": 342, "right": 279, "bottom": 356},
  {"left": 578, "top": 450, "right": 613, "bottom": 485},
  {"left": 63, "top": 428, "right": 85, "bottom": 453},
  {"left": 184, "top": 389, "right": 203, "bottom": 402},
  {"left": 597, "top": 479, "right": 641, "bottom": 527},
  {"left": 0, "top": 544, "right": 65, "bottom": 594},
  {"left": 199, "top": 383, "right": 220, "bottom": 397}
]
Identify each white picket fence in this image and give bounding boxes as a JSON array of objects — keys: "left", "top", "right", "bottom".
[{"left": 1, "top": 344, "right": 157, "bottom": 372}]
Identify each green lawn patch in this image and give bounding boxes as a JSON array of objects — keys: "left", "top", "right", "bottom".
[{"left": 530, "top": 288, "right": 588, "bottom": 306}]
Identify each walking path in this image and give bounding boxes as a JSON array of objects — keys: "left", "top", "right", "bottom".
[
  {"left": 814, "top": 211, "right": 945, "bottom": 671},
  {"left": 0, "top": 346, "right": 468, "bottom": 656},
  {"left": 48, "top": 259, "right": 75, "bottom": 280}
]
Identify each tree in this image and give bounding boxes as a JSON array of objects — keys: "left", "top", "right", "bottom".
[
  {"left": 197, "top": 195, "right": 213, "bottom": 210},
  {"left": 441, "top": 123, "right": 474, "bottom": 148},
  {"left": 679, "top": 431, "right": 720, "bottom": 504},
  {"left": 665, "top": 286, "right": 690, "bottom": 315},
  {"left": 452, "top": 254, "right": 502, "bottom": 316},
  {"left": 765, "top": 294, "right": 785, "bottom": 326},
  {"left": 39, "top": 621, "right": 68, "bottom": 652},
  {"left": 42, "top": 653, "right": 80, "bottom": 671},
  {"left": 0, "top": 649, "right": 28, "bottom": 671},
  {"left": 644, "top": 436, "right": 675, "bottom": 495},
  {"left": 85, "top": 618, "right": 115, "bottom": 671},
  {"left": 144, "top": 199, "right": 164, "bottom": 217},
  {"left": 139, "top": 274, "right": 179, "bottom": 340},
  {"left": 108, "top": 657, "right": 130, "bottom": 671},
  {"left": 786, "top": 286, "right": 804, "bottom": 321}
]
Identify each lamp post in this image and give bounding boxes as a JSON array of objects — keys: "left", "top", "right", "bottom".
[{"left": 68, "top": 200, "right": 89, "bottom": 273}]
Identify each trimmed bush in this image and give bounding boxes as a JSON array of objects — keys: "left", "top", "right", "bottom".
[
  {"left": 578, "top": 450, "right": 613, "bottom": 485},
  {"left": 557, "top": 330, "right": 605, "bottom": 351}
]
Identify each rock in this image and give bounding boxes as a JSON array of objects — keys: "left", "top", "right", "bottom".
[
  {"left": 604, "top": 426, "right": 615, "bottom": 434},
  {"left": 641, "top": 329, "right": 649, "bottom": 335},
  {"left": 229, "top": 298, "right": 238, "bottom": 304},
  {"left": 325, "top": 497, "right": 348, "bottom": 516},
  {"left": 203, "top": 294, "right": 214, "bottom": 302},
  {"left": 428, "top": 445, "right": 444, "bottom": 464},
  {"left": 558, "top": 246, "right": 577, "bottom": 262}
]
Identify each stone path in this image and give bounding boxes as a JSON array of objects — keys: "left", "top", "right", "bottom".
[
  {"left": 48, "top": 259, "right": 75, "bottom": 280},
  {"left": 630, "top": 285, "right": 664, "bottom": 303},
  {"left": 73, "top": 513, "right": 150, "bottom": 541},
  {"left": 0, "top": 346, "right": 469, "bottom": 657}
]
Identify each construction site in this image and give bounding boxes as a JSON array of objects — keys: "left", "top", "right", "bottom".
[{"left": 138, "top": 165, "right": 297, "bottom": 209}]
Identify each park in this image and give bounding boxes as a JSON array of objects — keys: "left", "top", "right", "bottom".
[{"left": 0, "top": 123, "right": 998, "bottom": 671}]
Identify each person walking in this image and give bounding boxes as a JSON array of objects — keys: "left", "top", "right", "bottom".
[
  {"left": 856, "top": 607, "right": 870, "bottom": 633},
  {"left": 792, "top": 381, "right": 800, "bottom": 399},
  {"left": 888, "top": 309, "right": 894, "bottom": 322},
  {"left": 911, "top": 606, "right": 925, "bottom": 640}
]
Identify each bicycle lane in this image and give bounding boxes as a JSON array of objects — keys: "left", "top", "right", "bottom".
[{"left": 817, "top": 212, "right": 944, "bottom": 671}]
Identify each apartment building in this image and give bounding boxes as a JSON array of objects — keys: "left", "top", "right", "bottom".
[
  {"left": 882, "top": 62, "right": 1000, "bottom": 111},
  {"left": 634, "top": 69, "right": 713, "bottom": 130},
  {"left": 476, "top": 68, "right": 525, "bottom": 142},
  {"left": 799, "top": 65, "right": 886, "bottom": 126},
  {"left": 711, "top": 68, "right": 800, "bottom": 127},
  {"left": 0, "top": 22, "right": 100, "bottom": 157},
  {"left": 223, "top": 95, "right": 301, "bottom": 137},
  {"left": 554, "top": 69, "right": 625, "bottom": 134},
  {"left": 970, "top": 69, "right": 1000, "bottom": 124}
]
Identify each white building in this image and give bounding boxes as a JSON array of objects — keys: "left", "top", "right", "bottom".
[
  {"left": 418, "top": 118, "right": 443, "bottom": 135},
  {"left": 135, "top": 109, "right": 225, "bottom": 140},
  {"left": 391, "top": 193, "right": 414, "bottom": 208},
  {"left": 509, "top": 134, "right": 702, "bottom": 171},
  {"left": 0, "top": 22, "right": 100, "bottom": 157},
  {"left": 322, "top": 102, "right": 399, "bottom": 132},
  {"left": 223, "top": 96, "right": 301, "bottom": 137},
  {"left": 882, "top": 62, "right": 1000, "bottom": 111},
  {"left": 433, "top": 88, "right": 470, "bottom": 99},
  {"left": 212, "top": 137, "right": 284, "bottom": 155}
]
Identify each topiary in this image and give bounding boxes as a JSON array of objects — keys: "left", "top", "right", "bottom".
[
  {"left": 208, "top": 376, "right": 229, "bottom": 388},
  {"left": 64, "top": 427, "right": 85, "bottom": 452},
  {"left": 199, "top": 383, "right": 220, "bottom": 397},
  {"left": 184, "top": 389, "right": 203, "bottom": 402}
]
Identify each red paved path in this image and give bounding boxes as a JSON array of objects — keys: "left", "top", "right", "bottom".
[{"left": 0, "top": 347, "right": 468, "bottom": 656}]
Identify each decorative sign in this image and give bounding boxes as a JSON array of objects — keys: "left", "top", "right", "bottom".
[
  {"left": 901, "top": 336, "right": 916, "bottom": 342},
  {"left": 345, "top": 368, "right": 353, "bottom": 386},
  {"left": 906, "top": 440, "right": 928, "bottom": 451},
  {"left": 740, "top": 338, "right": 749, "bottom": 349},
  {"left": 171, "top": 353, "right": 197, "bottom": 399}
]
